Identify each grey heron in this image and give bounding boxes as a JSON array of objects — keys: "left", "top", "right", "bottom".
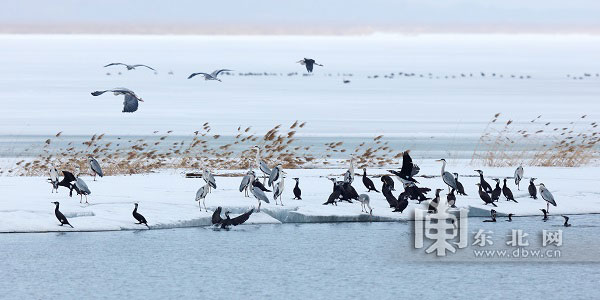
[
  {"left": 88, "top": 156, "right": 103, "bottom": 181},
  {"left": 132, "top": 203, "right": 149, "bottom": 228},
  {"left": 239, "top": 170, "right": 255, "bottom": 197},
  {"left": 202, "top": 169, "right": 216, "bottom": 193},
  {"left": 292, "top": 178, "right": 302, "bottom": 200},
  {"left": 514, "top": 165, "right": 524, "bottom": 190},
  {"left": 297, "top": 58, "right": 323, "bottom": 73},
  {"left": 268, "top": 164, "right": 282, "bottom": 187},
  {"left": 273, "top": 171, "right": 286, "bottom": 206},
  {"left": 104, "top": 63, "right": 156, "bottom": 71},
  {"left": 211, "top": 207, "right": 254, "bottom": 229},
  {"left": 357, "top": 194, "right": 372, "bottom": 215},
  {"left": 51, "top": 202, "right": 73, "bottom": 228},
  {"left": 538, "top": 183, "right": 556, "bottom": 213},
  {"left": 253, "top": 146, "right": 272, "bottom": 183},
  {"left": 436, "top": 159, "right": 457, "bottom": 192},
  {"left": 195, "top": 183, "right": 210, "bottom": 212},
  {"left": 474, "top": 170, "right": 493, "bottom": 193},
  {"left": 343, "top": 156, "right": 355, "bottom": 184},
  {"left": 74, "top": 168, "right": 91, "bottom": 204},
  {"left": 361, "top": 168, "right": 379, "bottom": 192},
  {"left": 476, "top": 183, "right": 496, "bottom": 207},
  {"left": 91, "top": 88, "right": 144, "bottom": 113},
  {"left": 502, "top": 178, "right": 518, "bottom": 202},
  {"left": 251, "top": 186, "right": 269, "bottom": 212},
  {"left": 187, "top": 69, "right": 232, "bottom": 81},
  {"left": 49, "top": 165, "right": 59, "bottom": 193},
  {"left": 528, "top": 178, "right": 537, "bottom": 199}
]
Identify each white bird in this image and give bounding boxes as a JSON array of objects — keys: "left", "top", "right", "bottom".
[
  {"left": 344, "top": 156, "right": 355, "bottom": 184},
  {"left": 49, "top": 165, "right": 59, "bottom": 193},
  {"left": 187, "top": 69, "right": 232, "bottom": 81},
  {"left": 273, "top": 172, "right": 286, "bottom": 206},
  {"left": 195, "top": 183, "right": 210, "bottom": 212},
  {"left": 539, "top": 183, "right": 557, "bottom": 213},
  {"left": 437, "top": 159, "right": 457, "bottom": 192},
  {"left": 202, "top": 169, "right": 216, "bottom": 193},
  {"left": 357, "top": 194, "right": 372, "bottom": 215},
  {"left": 239, "top": 169, "right": 255, "bottom": 197},
  {"left": 251, "top": 186, "right": 270, "bottom": 212},
  {"left": 514, "top": 165, "right": 524, "bottom": 190},
  {"left": 88, "top": 156, "right": 103, "bottom": 181},
  {"left": 104, "top": 63, "right": 156, "bottom": 71}
]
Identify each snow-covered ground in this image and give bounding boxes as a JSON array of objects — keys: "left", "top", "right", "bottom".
[{"left": 1, "top": 160, "right": 598, "bottom": 233}]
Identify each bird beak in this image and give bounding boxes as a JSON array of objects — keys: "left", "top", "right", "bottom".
[{"left": 138, "top": 98, "right": 144, "bottom": 102}]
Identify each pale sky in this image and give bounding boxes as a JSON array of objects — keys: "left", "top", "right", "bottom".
[{"left": 2, "top": 0, "right": 600, "bottom": 34}]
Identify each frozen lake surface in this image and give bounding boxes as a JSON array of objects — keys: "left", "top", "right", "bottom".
[{"left": 1, "top": 219, "right": 599, "bottom": 299}]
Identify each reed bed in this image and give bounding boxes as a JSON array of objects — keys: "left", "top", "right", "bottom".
[
  {"left": 3, "top": 121, "right": 404, "bottom": 176},
  {"left": 471, "top": 113, "right": 599, "bottom": 167}
]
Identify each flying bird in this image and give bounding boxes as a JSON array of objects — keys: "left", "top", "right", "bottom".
[
  {"left": 187, "top": 69, "right": 232, "bottom": 81},
  {"left": 104, "top": 63, "right": 156, "bottom": 71},
  {"left": 91, "top": 88, "right": 144, "bottom": 113},
  {"left": 211, "top": 207, "right": 254, "bottom": 229},
  {"left": 297, "top": 58, "right": 323, "bottom": 73}
]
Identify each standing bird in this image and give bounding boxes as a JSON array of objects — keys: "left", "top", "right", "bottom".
[
  {"left": 394, "top": 192, "right": 409, "bottom": 213},
  {"left": 538, "top": 183, "right": 557, "bottom": 213},
  {"left": 357, "top": 194, "right": 373, "bottom": 215},
  {"left": 428, "top": 189, "right": 443, "bottom": 213},
  {"left": 132, "top": 203, "right": 149, "bottom": 228},
  {"left": 491, "top": 179, "right": 502, "bottom": 202},
  {"left": 268, "top": 164, "right": 282, "bottom": 187},
  {"left": 296, "top": 58, "right": 323, "bottom": 73},
  {"left": 562, "top": 215, "right": 571, "bottom": 227},
  {"left": 202, "top": 169, "right": 217, "bottom": 193},
  {"left": 104, "top": 63, "right": 155, "bottom": 71},
  {"left": 502, "top": 178, "right": 518, "bottom": 202},
  {"left": 323, "top": 185, "right": 341, "bottom": 206},
  {"left": 528, "top": 178, "right": 537, "bottom": 199},
  {"left": 477, "top": 183, "right": 497, "bottom": 207},
  {"left": 382, "top": 183, "right": 399, "bottom": 208},
  {"left": 253, "top": 146, "right": 272, "bottom": 183},
  {"left": 437, "top": 159, "right": 457, "bottom": 192},
  {"left": 239, "top": 170, "right": 255, "bottom": 197},
  {"left": 51, "top": 202, "right": 73, "bottom": 228},
  {"left": 273, "top": 172, "right": 286, "bottom": 206},
  {"left": 453, "top": 173, "right": 467, "bottom": 196},
  {"left": 292, "top": 178, "right": 302, "bottom": 200},
  {"left": 251, "top": 186, "right": 270, "bottom": 212},
  {"left": 506, "top": 213, "right": 514, "bottom": 222},
  {"left": 91, "top": 88, "right": 144, "bottom": 113},
  {"left": 344, "top": 156, "right": 355, "bottom": 184},
  {"left": 447, "top": 189, "right": 456, "bottom": 208},
  {"left": 74, "top": 170, "right": 91, "bottom": 204},
  {"left": 187, "top": 69, "right": 232, "bottom": 81},
  {"left": 195, "top": 184, "right": 210, "bottom": 212},
  {"left": 483, "top": 209, "right": 497, "bottom": 222},
  {"left": 211, "top": 207, "right": 254, "bottom": 229},
  {"left": 361, "top": 168, "right": 379, "bottom": 192},
  {"left": 380, "top": 175, "right": 395, "bottom": 191},
  {"left": 474, "top": 170, "right": 493, "bottom": 194},
  {"left": 88, "top": 156, "right": 103, "bottom": 181},
  {"left": 49, "top": 165, "right": 59, "bottom": 193},
  {"left": 514, "top": 165, "right": 524, "bottom": 190}
]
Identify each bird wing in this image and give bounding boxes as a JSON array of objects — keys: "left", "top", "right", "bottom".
[
  {"left": 122, "top": 94, "right": 140, "bottom": 113},
  {"left": 259, "top": 160, "right": 271, "bottom": 175},
  {"left": 211, "top": 207, "right": 223, "bottom": 224},
  {"left": 230, "top": 209, "right": 254, "bottom": 226},
  {"left": 89, "top": 159, "right": 103, "bottom": 177},
  {"left": 61, "top": 171, "right": 76, "bottom": 182},
  {"left": 208, "top": 174, "right": 217, "bottom": 189},
  {"left": 268, "top": 167, "right": 279, "bottom": 187},
  {"left": 131, "top": 64, "right": 156, "bottom": 71},
  {"left": 195, "top": 186, "right": 207, "bottom": 201},
  {"left": 104, "top": 63, "right": 127, "bottom": 68},
  {"left": 400, "top": 151, "right": 413, "bottom": 178},
  {"left": 442, "top": 172, "right": 458, "bottom": 189},
  {"left": 239, "top": 175, "right": 251, "bottom": 192},
  {"left": 76, "top": 178, "right": 91, "bottom": 194},
  {"left": 541, "top": 188, "right": 556, "bottom": 206},
  {"left": 251, "top": 187, "right": 269, "bottom": 203},
  {"left": 211, "top": 69, "right": 232, "bottom": 77},
  {"left": 92, "top": 88, "right": 136, "bottom": 97},
  {"left": 188, "top": 72, "right": 209, "bottom": 79}
]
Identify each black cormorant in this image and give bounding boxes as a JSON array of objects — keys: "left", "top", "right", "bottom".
[
  {"left": 477, "top": 183, "right": 497, "bottom": 207},
  {"left": 292, "top": 178, "right": 302, "bottom": 200},
  {"left": 483, "top": 209, "right": 497, "bottom": 222},
  {"left": 562, "top": 215, "right": 571, "bottom": 227},
  {"left": 51, "top": 202, "right": 73, "bottom": 228},
  {"left": 541, "top": 209, "right": 548, "bottom": 221},
  {"left": 447, "top": 189, "right": 456, "bottom": 208},
  {"left": 362, "top": 168, "right": 379, "bottom": 192},
  {"left": 132, "top": 203, "right": 149, "bottom": 228},
  {"left": 502, "top": 178, "right": 518, "bottom": 202},
  {"left": 491, "top": 179, "right": 501, "bottom": 202},
  {"left": 211, "top": 207, "right": 254, "bottom": 229},
  {"left": 506, "top": 213, "right": 513, "bottom": 222},
  {"left": 380, "top": 175, "right": 395, "bottom": 191},
  {"left": 453, "top": 173, "right": 467, "bottom": 196},
  {"left": 394, "top": 192, "right": 409, "bottom": 213},
  {"left": 428, "top": 189, "right": 443, "bottom": 213},
  {"left": 382, "top": 184, "right": 398, "bottom": 208},
  {"left": 252, "top": 179, "right": 271, "bottom": 192},
  {"left": 528, "top": 178, "right": 537, "bottom": 199},
  {"left": 474, "top": 170, "right": 493, "bottom": 193}
]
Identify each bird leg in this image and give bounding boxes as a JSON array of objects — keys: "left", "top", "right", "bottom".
[
  {"left": 203, "top": 199, "right": 207, "bottom": 212},
  {"left": 547, "top": 202, "right": 550, "bottom": 214},
  {"left": 258, "top": 200, "right": 261, "bottom": 212}
]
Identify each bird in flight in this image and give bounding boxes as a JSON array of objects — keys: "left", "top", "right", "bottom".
[
  {"left": 104, "top": 63, "right": 156, "bottom": 71},
  {"left": 297, "top": 58, "right": 323, "bottom": 73},
  {"left": 188, "top": 69, "right": 232, "bottom": 81},
  {"left": 91, "top": 88, "right": 144, "bottom": 113}
]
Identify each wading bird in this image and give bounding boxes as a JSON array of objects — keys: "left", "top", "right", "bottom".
[
  {"left": 51, "top": 202, "right": 73, "bottom": 228},
  {"left": 74, "top": 169, "right": 91, "bottom": 204},
  {"left": 104, "top": 63, "right": 155, "bottom": 71},
  {"left": 514, "top": 165, "right": 524, "bottom": 190},
  {"left": 239, "top": 170, "right": 255, "bottom": 197},
  {"left": 253, "top": 146, "right": 272, "bottom": 183},
  {"left": 344, "top": 156, "right": 355, "bottom": 184},
  {"left": 195, "top": 184, "right": 210, "bottom": 212},
  {"left": 187, "top": 69, "right": 232, "bottom": 81},
  {"left": 297, "top": 58, "right": 323, "bottom": 73},
  {"left": 49, "top": 165, "right": 59, "bottom": 193},
  {"left": 202, "top": 169, "right": 216, "bottom": 193},
  {"left": 273, "top": 172, "right": 286, "bottom": 206},
  {"left": 357, "top": 194, "right": 372, "bottom": 215},
  {"left": 251, "top": 186, "right": 269, "bottom": 212},
  {"left": 132, "top": 203, "right": 149, "bottom": 228},
  {"left": 268, "top": 164, "right": 282, "bottom": 187},
  {"left": 538, "top": 183, "right": 557, "bottom": 213},
  {"left": 88, "top": 156, "right": 103, "bottom": 181},
  {"left": 211, "top": 207, "right": 254, "bottom": 229},
  {"left": 437, "top": 159, "right": 457, "bottom": 192},
  {"left": 91, "top": 88, "right": 144, "bottom": 113}
]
